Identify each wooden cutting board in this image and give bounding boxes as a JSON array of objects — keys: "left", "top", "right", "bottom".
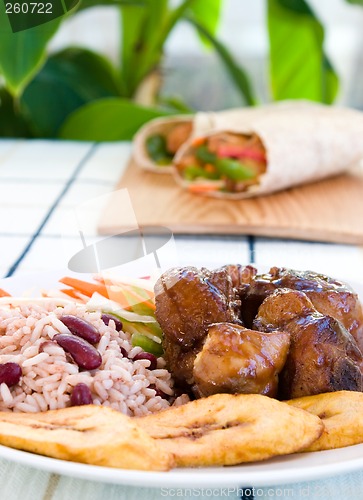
[{"left": 98, "top": 161, "right": 363, "bottom": 244}]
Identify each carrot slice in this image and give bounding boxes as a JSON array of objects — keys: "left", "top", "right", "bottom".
[
  {"left": 59, "top": 277, "right": 109, "bottom": 299},
  {"left": 59, "top": 276, "right": 156, "bottom": 311},
  {"left": 191, "top": 137, "right": 205, "bottom": 147},
  {"left": 60, "top": 288, "right": 86, "bottom": 301},
  {"left": 123, "top": 287, "right": 156, "bottom": 312},
  {"left": 0, "top": 289, "right": 10, "bottom": 297},
  {"left": 101, "top": 279, "right": 156, "bottom": 312}
]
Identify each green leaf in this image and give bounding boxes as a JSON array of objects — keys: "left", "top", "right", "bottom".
[
  {"left": 158, "top": 95, "right": 194, "bottom": 113},
  {"left": 267, "top": 0, "right": 339, "bottom": 103},
  {"left": 187, "top": 17, "right": 257, "bottom": 106},
  {"left": 187, "top": 0, "right": 222, "bottom": 47},
  {"left": 344, "top": 0, "right": 363, "bottom": 5},
  {"left": 120, "top": 0, "right": 169, "bottom": 96},
  {"left": 0, "top": 4, "right": 62, "bottom": 96},
  {"left": 322, "top": 55, "right": 339, "bottom": 105},
  {"left": 0, "top": 88, "right": 32, "bottom": 137},
  {"left": 58, "top": 98, "right": 171, "bottom": 141},
  {"left": 120, "top": 2, "right": 150, "bottom": 96},
  {"left": 20, "top": 47, "right": 121, "bottom": 137},
  {"left": 76, "top": 0, "right": 144, "bottom": 12}
]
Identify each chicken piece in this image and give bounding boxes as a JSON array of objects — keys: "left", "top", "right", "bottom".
[
  {"left": 166, "top": 122, "right": 193, "bottom": 154},
  {"left": 155, "top": 266, "right": 240, "bottom": 386},
  {"left": 253, "top": 289, "right": 363, "bottom": 399},
  {"left": 193, "top": 323, "right": 290, "bottom": 398},
  {"left": 240, "top": 267, "right": 363, "bottom": 352},
  {"left": 219, "top": 264, "right": 257, "bottom": 289},
  {"left": 161, "top": 335, "right": 202, "bottom": 386},
  {"left": 218, "top": 264, "right": 257, "bottom": 324},
  {"left": 206, "top": 132, "right": 265, "bottom": 157},
  {"left": 155, "top": 266, "right": 240, "bottom": 348}
]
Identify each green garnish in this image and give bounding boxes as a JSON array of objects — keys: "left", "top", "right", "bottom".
[
  {"left": 215, "top": 158, "right": 256, "bottom": 181},
  {"left": 193, "top": 144, "right": 256, "bottom": 181},
  {"left": 195, "top": 145, "right": 218, "bottom": 164},
  {"left": 184, "top": 165, "right": 219, "bottom": 181},
  {"left": 131, "top": 333, "right": 164, "bottom": 356},
  {"left": 146, "top": 134, "right": 173, "bottom": 165}
]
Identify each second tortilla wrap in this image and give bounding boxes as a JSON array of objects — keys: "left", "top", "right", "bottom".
[{"left": 173, "top": 102, "right": 363, "bottom": 198}]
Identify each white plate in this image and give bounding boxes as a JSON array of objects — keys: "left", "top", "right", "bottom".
[{"left": 0, "top": 270, "right": 363, "bottom": 488}]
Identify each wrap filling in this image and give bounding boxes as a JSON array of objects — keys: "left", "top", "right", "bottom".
[{"left": 175, "top": 132, "right": 267, "bottom": 193}]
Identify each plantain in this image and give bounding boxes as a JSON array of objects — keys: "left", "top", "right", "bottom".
[
  {"left": 287, "top": 390, "right": 363, "bottom": 452},
  {"left": 0, "top": 405, "right": 173, "bottom": 471},
  {"left": 136, "top": 393, "right": 324, "bottom": 467}
]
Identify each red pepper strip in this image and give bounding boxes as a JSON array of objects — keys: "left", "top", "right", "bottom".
[
  {"left": 188, "top": 184, "right": 220, "bottom": 193},
  {"left": 217, "top": 145, "right": 266, "bottom": 163}
]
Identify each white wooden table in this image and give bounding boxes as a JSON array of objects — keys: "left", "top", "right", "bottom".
[{"left": 1, "top": 139, "right": 363, "bottom": 500}]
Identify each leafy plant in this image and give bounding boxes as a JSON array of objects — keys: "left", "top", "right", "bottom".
[{"left": 0, "top": 0, "right": 358, "bottom": 140}]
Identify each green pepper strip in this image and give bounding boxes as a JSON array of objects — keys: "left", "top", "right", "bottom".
[
  {"left": 146, "top": 134, "right": 173, "bottom": 165},
  {"left": 184, "top": 165, "right": 220, "bottom": 181},
  {"left": 195, "top": 145, "right": 217, "bottom": 164},
  {"left": 131, "top": 333, "right": 163, "bottom": 356},
  {"left": 194, "top": 145, "right": 256, "bottom": 181},
  {"left": 215, "top": 158, "right": 256, "bottom": 181}
]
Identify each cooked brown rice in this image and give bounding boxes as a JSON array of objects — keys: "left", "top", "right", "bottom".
[{"left": 0, "top": 300, "right": 182, "bottom": 416}]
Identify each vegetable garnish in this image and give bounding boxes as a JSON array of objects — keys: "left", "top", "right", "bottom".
[
  {"left": 217, "top": 144, "right": 266, "bottom": 163},
  {"left": 194, "top": 144, "right": 256, "bottom": 180},
  {"left": 177, "top": 132, "right": 267, "bottom": 194},
  {"left": 131, "top": 332, "right": 163, "bottom": 357},
  {"left": 59, "top": 277, "right": 110, "bottom": 299},
  {"left": 86, "top": 293, "right": 163, "bottom": 356},
  {"left": 59, "top": 276, "right": 163, "bottom": 356},
  {"left": 188, "top": 183, "right": 222, "bottom": 193},
  {"left": 191, "top": 137, "right": 205, "bottom": 147},
  {"left": 59, "top": 276, "right": 156, "bottom": 315},
  {"left": 146, "top": 134, "right": 173, "bottom": 166}
]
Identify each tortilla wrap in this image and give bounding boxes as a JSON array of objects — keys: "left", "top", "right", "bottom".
[
  {"left": 132, "top": 106, "right": 276, "bottom": 173},
  {"left": 172, "top": 102, "right": 363, "bottom": 199}
]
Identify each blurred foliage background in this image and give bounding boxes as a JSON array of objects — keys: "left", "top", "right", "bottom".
[{"left": 0, "top": 0, "right": 362, "bottom": 141}]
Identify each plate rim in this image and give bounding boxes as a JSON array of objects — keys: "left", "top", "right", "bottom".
[{"left": 1, "top": 443, "right": 363, "bottom": 488}]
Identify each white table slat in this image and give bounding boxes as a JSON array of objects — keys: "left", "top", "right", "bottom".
[
  {"left": 0, "top": 181, "right": 63, "bottom": 207},
  {"left": 254, "top": 239, "right": 363, "bottom": 283},
  {"left": 0, "top": 141, "right": 93, "bottom": 181},
  {"left": 77, "top": 142, "right": 133, "bottom": 182}
]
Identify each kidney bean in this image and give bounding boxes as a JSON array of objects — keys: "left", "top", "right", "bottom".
[
  {"left": 133, "top": 352, "right": 157, "bottom": 370},
  {"left": 59, "top": 315, "right": 101, "bottom": 345},
  {"left": 101, "top": 313, "right": 123, "bottom": 332},
  {"left": 54, "top": 334, "right": 102, "bottom": 371},
  {"left": 70, "top": 383, "right": 93, "bottom": 406},
  {"left": 120, "top": 346, "right": 128, "bottom": 358},
  {"left": 148, "top": 384, "right": 168, "bottom": 399},
  {"left": 0, "top": 362, "right": 22, "bottom": 387}
]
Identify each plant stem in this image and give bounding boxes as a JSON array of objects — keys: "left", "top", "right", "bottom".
[{"left": 132, "top": 0, "right": 196, "bottom": 96}]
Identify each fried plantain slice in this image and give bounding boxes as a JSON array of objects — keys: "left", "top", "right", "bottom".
[
  {"left": 137, "top": 393, "right": 323, "bottom": 467},
  {"left": 287, "top": 390, "right": 363, "bottom": 452},
  {"left": 0, "top": 405, "right": 173, "bottom": 471}
]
